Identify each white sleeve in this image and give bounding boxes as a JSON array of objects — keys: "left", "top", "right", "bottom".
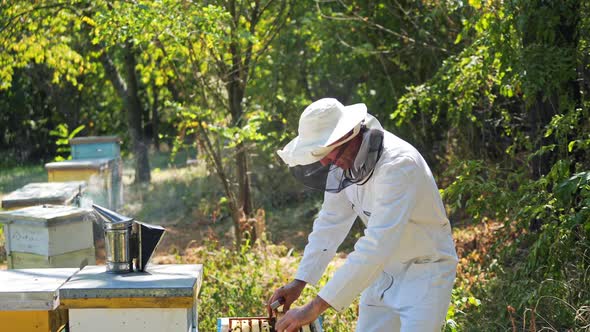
[
  {"left": 318, "top": 157, "right": 418, "bottom": 311},
  {"left": 294, "top": 189, "right": 357, "bottom": 285}
]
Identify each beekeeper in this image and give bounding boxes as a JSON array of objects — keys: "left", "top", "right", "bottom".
[{"left": 268, "top": 98, "right": 458, "bottom": 332}]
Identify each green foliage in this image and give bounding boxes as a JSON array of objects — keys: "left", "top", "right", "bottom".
[
  {"left": 2, "top": 0, "right": 590, "bottom": 330},
  {"left": 0, "top": 164, "right": 46, "bottom": 194},
  {"left": 401, "top": 0, "right": 590, "bottom": 329},
  {"left": 185, "top": 241, "right": 358, "bottom": 332},
  {"left": 49, "top": 123, "right": 85, "bottom": 161}
]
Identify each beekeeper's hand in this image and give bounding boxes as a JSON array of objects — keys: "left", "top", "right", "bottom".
[
  {"left": 268, "top": 279, "right": 306, "bottom": 316},
  {"left": 274, "top": 296, "right": 329, "bottom": 332}
]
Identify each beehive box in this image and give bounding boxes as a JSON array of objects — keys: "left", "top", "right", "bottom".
[
  {"left": 70, "top": 136, "right": 120, "bottom": 160},
  {"left": 70, "top": 136, "right": 123, "bottom": 210},
  {"left": 0, "top": 205, "right": 95, "bottom": 269},
  {"left": 1, "top": 181, "right": 86, "bottom": 210},
  {"left": 60, "top": 264, "right": 203, "bottom": 332},
  {"left": 0, "top": 268, "right": 79, "bottom": 332},
  {"left": 45, "top": 158, "right": 115, "bottom": 210},
  {"left": 217, "top": 316, "right": 323, "bottom": 332}
]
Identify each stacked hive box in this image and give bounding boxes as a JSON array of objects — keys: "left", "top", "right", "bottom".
[
  {"left": 0, "top": 205, "right": 95, "bottom": 269},
  {"left": 45, "top": 159, "right": 114, "bottom": 211},
  {"left": 44, "top": 136, "right": 122, "bottom": 211},
  {"left": 70, "top": 136, "right": 123, "bottom": 210},
  {"left": 60, "top": 264, "right": 203, "bottom": 332}
]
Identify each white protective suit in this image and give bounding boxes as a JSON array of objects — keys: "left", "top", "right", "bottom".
[{"left": 294, "top": 115, "right": 458, "bottom": 332}]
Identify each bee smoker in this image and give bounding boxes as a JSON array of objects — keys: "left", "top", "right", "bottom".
[{"left": 92, "top": 204, "right": 165, "bottom": 273}]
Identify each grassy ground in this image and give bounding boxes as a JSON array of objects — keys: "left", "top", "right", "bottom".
[
  {"left": 0, "top": 150, "right": 487, "bottom": 331},
  {"left": 0, "top": 164, "right": 47, "bottom": 194}
]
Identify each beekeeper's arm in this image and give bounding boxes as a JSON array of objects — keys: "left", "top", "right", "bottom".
[
  {"left": 294, "top": 189, "right": 358, "bottom": 285},
  {"left": 317, "top": 156, "right": 418, "bottom": 311},
  {"left": 268, "top": 188, "right": 357, "bottom": 314}
]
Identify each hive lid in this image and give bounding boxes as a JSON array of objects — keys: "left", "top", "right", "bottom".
[
  {"left": 0, "top": 205, "right": 92, "bottom": 226},
  {"left": 59, "top": 264, "right": 203, "bottom": 301},
  {"left": 1, "top": 181, "right": 86, "bottom": 209},
  {"left": 44, "top": 158, "right": 113, "bottom": 170},
  {"left": 0, "top": 268, "right": 80, "bottom": 311},
  {"left": 69, "top": 136, "right": 120, "bottom": 145}
]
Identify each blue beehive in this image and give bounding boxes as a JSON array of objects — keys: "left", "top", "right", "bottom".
[
  {"left": 69, "top": 136, "right": 123, "bottom": 210},
  {"left": 70, "top": 136, "right": 120, "bottom": 160}
]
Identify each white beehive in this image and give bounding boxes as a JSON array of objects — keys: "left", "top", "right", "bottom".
[
  {"left": 0, "top": 205, "right": 95, "bottom": 269},
  {"left": 60, "top": 264, "right": 203, "bottom": 332}
]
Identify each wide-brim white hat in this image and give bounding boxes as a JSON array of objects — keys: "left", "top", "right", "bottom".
[{"left": 277, "top": 98, "right": 367, "bottom": 166}]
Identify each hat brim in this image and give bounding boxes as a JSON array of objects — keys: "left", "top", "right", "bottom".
[
  {"left": 277, "top": 103, "right": 367, "bottom": 166},
  {"left": 322, "top": 103, "right": 367, "bottom": 147}
]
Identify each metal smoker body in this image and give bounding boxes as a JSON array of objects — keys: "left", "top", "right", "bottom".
[{"left": 92, "top": 204, "right": 165, "bottom": 273}]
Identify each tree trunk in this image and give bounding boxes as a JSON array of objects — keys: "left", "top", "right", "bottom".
[
  {"left": 99, "top": 42, "right": 150, "bottom": 183},
  {"left": 227, "top": 73, "right": 253, "bottom": 214},
  {"left": 527, "top": 93, "right": 557, "bottom": 177},
  {"left": 123, "top": 41, "right": 151, "bottom": 183}
]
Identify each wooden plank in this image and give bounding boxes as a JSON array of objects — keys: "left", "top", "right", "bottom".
[
  {"left": 5, "top": 222, "right": 50, "bottom": 255},
  {"left": 0, "top": 309, "right": 68, "bottom": 332},
  {"left": 0, "top": 205, "right": 90, "bottom": 225},
  {"left": 0, "top": 268, "right": 79, "bottom": 311},
  {"left": 68, "top": 308, "right": 192, "bottom": 332},
  {"left": 71, "top": 142, "right": 119, "bottom": 160},
  {"left": 45, "top": 159, "right": 112, "bottom": 170},
  {"left": 8, "top": 247, "right": 95, "bottom": 269},
  {"left": 46, "top": 220, "right": 93, "bottom": 256},
  {"left": 61, "top": 296, "right": 194, "bottom": 308},
  {"left": 69, "top": 136, "right": 120, "bottom": 145},
  {"left": 5, "top": 219, "right": 93, "bottom": 256},
  {"left": 1, "top": 181, "right": 85, "bottom": 210},
  {"left": 48, "top": 169, "right": 102, "bottom": 182}
]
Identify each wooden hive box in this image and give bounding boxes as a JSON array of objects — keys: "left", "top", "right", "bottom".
[
  {"left": 1, "top": 181, "right": 86, "bottom": 211},
  {"left": 60, "top": 264, "right": 203, "bottom": 332},
  {"left": 70, "top": 136, "right": 123, "bottom": 210},
  {"left": 0, "top": 205, "right": 96, "bottom": 269},
  {"left": 69, "top": 136, "right": 120, "bottom": 160},
  {"left": 44, "top": 158, "right": 115, "bottom": 210},
  {"left": 0, "top": 268, "right": 80, "bottom": 332}
]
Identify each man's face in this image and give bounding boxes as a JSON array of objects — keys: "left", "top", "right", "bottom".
[{"left": 319, "top": 134, "right": 362, "bottom": 170}]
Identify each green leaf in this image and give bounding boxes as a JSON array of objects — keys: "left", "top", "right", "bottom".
[
  {"left": 568, "top": 140, "right": 576, "bottom": 152},
  {"left": 68, "top": 125, "right": 86, "bottom": 139},
  {"left": 468, "top": 0, "right": 482, "bottom": 9}
]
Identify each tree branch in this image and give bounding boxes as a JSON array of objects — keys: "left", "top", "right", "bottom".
[
  {"left": 247, "top": 0, "right": 290, "bottom": 83},
  {"left": 98, "top": 49, "right": 128, "bottom": 100},
  {"left": 314, "top": 0, "right": 448, "bottom": 53}
]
